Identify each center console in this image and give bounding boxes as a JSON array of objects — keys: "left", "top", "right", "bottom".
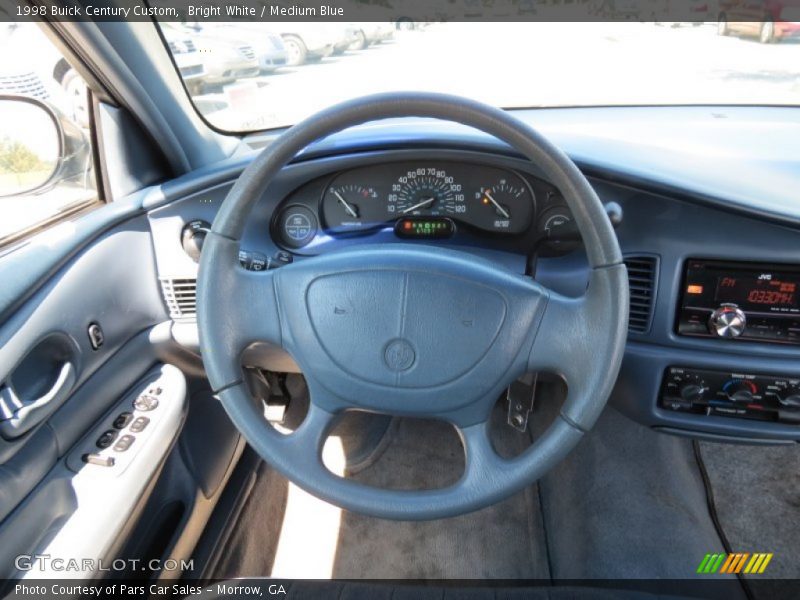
[{"left": 657, "top": 259, "right": 800, "bottom": 431}]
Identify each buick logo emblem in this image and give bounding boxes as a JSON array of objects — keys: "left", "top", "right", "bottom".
[{"left": 384, "top": 339, "right": 415, "bottom": 372}]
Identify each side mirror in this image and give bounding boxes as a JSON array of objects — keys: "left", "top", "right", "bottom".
[{"left": 0, "top": 95, "right": 75, "bottom": 198}]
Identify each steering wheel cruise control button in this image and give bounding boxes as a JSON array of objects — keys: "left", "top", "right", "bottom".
[{"left": 133, "top": 395, "right": 159, "bottom": 411}]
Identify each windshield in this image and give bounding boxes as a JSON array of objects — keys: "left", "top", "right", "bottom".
[{"left": 157, "top": 20, "right": 800, "bottom": 132}]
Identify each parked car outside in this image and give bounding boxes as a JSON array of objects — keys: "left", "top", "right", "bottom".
[
  {"left": 278, "top": 23, "right": 339, "bottom": 66},
  {"left": 347, "top": 22, "right": 396, "bottom": 50},
  {"left": 718, "top": 0, "right": 800, "bottom": 42},
  {"left": 330, "top": 24, "right": 360, "bottom": 55},
  {"left": 167, "top": 23, "right": 261, "bottom": 90},
  {"left": 162, "top": 28, "right": 206, "bottom": 95}
]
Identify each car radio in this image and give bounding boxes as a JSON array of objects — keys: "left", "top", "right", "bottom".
[
  {"left": 677, "top": 259, "right": 800, "bottom": 345},
  {"left": 660, "top": 366, "right": 800, "bottom": 424}
]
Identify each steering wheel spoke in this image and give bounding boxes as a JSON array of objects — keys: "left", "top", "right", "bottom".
[
  {"left": 528, "top": 264, "right": 629, "bottom": 431},
  {"left": 281, "top": 401, "right": 338, "bottom": 453},
  {"left": 459, "top": 420, "right": 504, "bottom": 483},
  {"left": 197, "top": 232, "right": 282, "bottom": 390}
]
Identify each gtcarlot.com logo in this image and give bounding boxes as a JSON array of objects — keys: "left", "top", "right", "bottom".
[
  {"left": 14, "top": 554, "right": 193, "bottom": 573},
  {"left": 697, "top": 552, "right": 773, "bottom": 575}
]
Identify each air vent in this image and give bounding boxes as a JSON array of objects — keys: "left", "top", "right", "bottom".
[
  {"left": 160, "top": 278, "right": 197, "bottom": 321},
  {"left": 624, "top": 256, "right": 658, "bottom": 334}
]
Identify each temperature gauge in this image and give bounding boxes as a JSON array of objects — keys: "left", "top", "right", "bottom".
[{"left": 322, "top": 184, "right": 380, "bottom": 232}]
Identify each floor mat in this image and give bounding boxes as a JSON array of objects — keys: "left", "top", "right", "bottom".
[
  {"left": 537, "top": 407, "right": 738, "bottom": 587},
  {"left": 698, "top": 440, "right": 800, "bottom": 580},
  {"left": 211, "top": 414, "right": 550, "bottom": 580}
]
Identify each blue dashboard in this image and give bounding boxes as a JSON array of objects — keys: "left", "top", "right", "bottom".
[{"left": 140, "top": 105, "right": 800, "bottom": 443}]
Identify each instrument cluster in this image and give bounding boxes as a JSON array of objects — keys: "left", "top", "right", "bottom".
[{"left": 272, "top": 160, "right": 572, "bottom": 252}]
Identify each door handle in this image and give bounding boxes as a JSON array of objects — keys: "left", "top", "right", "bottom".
[{"left": 0, "top": 361, "right": 77, "bottom": 439}]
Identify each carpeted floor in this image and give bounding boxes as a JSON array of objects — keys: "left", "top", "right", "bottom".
[
  {"left": 212, "top": 409, "right": 550, "bottom": 580},
  {"left": 698, "top": 440, "right": 800, "bottom": 581},
  {"left": 331, "top": 416, "right": 549, "bottom": 579}
]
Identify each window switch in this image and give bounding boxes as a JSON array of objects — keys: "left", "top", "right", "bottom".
[
  {"left": 129, "top": 416, "right": 150, "bottom": 433},
  {"left": 113, "top": 435, "right": 135, "bottom": 452}
]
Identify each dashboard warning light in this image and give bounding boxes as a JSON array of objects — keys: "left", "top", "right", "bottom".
[{"left": 687, "top": 284, "right": 704, "bottom": 294}]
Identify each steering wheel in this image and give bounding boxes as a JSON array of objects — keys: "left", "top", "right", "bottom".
[{"left": 197, "top": 92, "right": 628, "bottom": 520}]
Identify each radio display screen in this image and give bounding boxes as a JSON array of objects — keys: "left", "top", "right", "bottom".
[
  {"left": 715, "top": 276, "right": 798, "bottom": 310},
  {"left": 683, "top": 260, "right": 800, "bottom": 315}
]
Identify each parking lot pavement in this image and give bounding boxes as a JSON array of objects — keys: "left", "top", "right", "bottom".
[{"left": 199, "top": 22, "right": 800, "bottom": 131}]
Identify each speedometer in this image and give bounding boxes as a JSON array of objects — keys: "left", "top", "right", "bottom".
[{"left": 388, "top": 167, "right": 466, "bottom": 218}]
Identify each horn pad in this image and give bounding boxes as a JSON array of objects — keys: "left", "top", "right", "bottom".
[{"left": 305, "top": 270, "right": 507, "bottom": 388}]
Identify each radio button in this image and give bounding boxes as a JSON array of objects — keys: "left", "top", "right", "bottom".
[{"left": 709, "top": 304, "right": 746, "bottom": 338}]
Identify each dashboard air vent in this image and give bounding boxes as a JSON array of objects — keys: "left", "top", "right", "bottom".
[
  {"left": 624, "top": 256, "right": 658, "bottom": 334},
  {"left": 160, "top": 278, "right": 197, "bottom": 320}
]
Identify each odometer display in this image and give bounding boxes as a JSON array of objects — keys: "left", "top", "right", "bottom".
[{"left": 394, "top": 217, "right": 455, "bottom": 239}]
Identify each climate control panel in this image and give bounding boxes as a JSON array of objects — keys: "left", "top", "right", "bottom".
[{"left": 660, "top": 366, "right": 800, "bottom": 424}]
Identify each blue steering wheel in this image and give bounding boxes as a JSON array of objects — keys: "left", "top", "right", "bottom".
[{"left": 198, "top": 92, "right": 628, "bottom": 520}]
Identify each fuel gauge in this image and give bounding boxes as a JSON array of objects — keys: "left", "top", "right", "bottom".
[{"left": 474, "top": 180, "right": 532, "bottom": 232}]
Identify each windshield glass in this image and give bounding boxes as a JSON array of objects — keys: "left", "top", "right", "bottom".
[{"left": 157, "top": 20, "right": 800, "bottom": 132}]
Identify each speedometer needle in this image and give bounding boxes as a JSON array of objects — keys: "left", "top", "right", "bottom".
[
  {"left": 333, "top": 190, "right": 359, "bottom": 218},
  {"left": 483, "top": 191, "right": 510, "bottom": 219},
  {"left": 401, "top": 196, "right": 436, "bottom": 214}
]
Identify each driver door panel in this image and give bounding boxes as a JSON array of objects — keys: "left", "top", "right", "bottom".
[{"left": 0, "top": 215, "right": 176, "bottom": 577}]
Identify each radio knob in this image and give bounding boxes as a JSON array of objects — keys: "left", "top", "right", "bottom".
[{"left": 709, "top": 304, "right": 746, "bottom": 338}]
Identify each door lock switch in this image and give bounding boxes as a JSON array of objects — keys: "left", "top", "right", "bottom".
[
  {"left": 113, "top": 412, "right": 133, "bottom": 429},
  {"left": 96, "top": 429, "right": 118, "bottom": 449},
  {"left": 87, "top": 323, "right": 104, "bottom": 350}
]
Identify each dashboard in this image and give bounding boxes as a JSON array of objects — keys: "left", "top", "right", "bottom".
[{"left": 145, "top": 106, "right": 800, "bottom": 445}]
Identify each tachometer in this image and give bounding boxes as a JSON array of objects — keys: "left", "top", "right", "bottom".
[{"left": 389, "top": 168, "right": 466, "bottom": 218}]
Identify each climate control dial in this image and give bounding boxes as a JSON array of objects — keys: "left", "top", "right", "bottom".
[{"left": 723, "top": 379, "right": 758, "bottom": 403}]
